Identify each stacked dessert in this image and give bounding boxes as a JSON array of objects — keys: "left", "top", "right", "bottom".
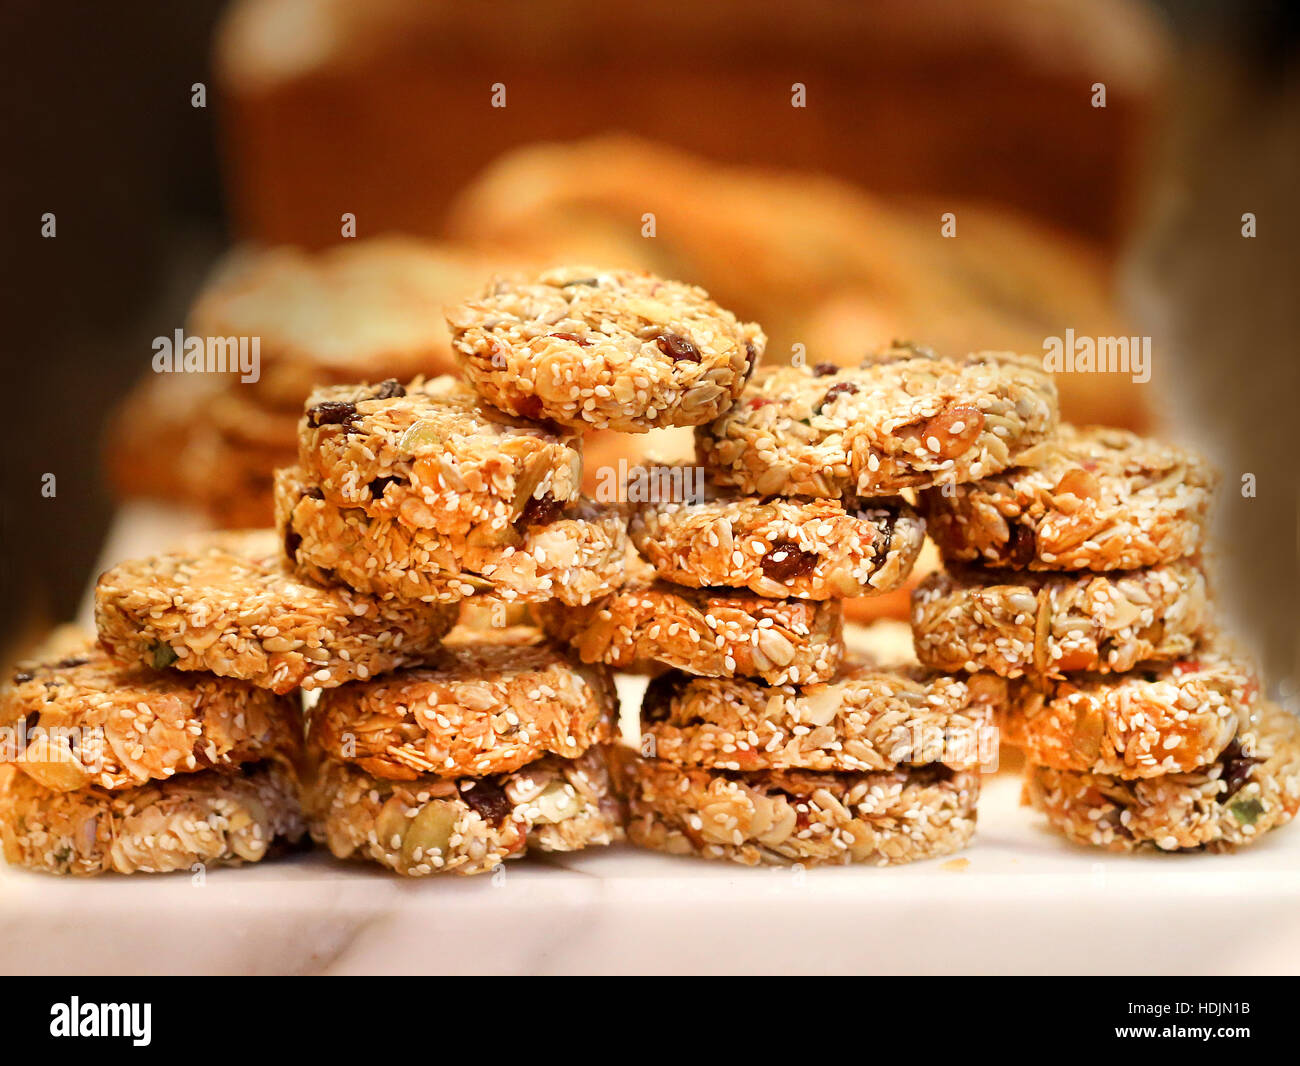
[
  {"left": 573, "top": 344, "right": 1059, "bottom": 866},
  {"left": 0, "top": 621, "right": 304, "bottom": 876},
  {"left": 273, "top": 364, "right": 634, "bottom": 875},
  {"left": 914, "top": 426, "right": 1300, "bottom": 851}
]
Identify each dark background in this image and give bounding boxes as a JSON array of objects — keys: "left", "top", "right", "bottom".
[{"left": 1, "top": 1, "right": 1296, "bottom": 689}]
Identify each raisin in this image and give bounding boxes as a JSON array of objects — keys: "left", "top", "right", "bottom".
[
  {"left": 304, "top": 486, "right": 324, "bottom": 500},
  {"left": 811, "top": 361, "right": 839, "bottom": 377},
  {"left": 51, "top": 657, "right": 89, "bottom": 670},
  {"left": 1002, "top": 522, "right": 1038, "bottom": 567},
  {"left": 655, "top": 332, "right": 700, "bottom": 362},
  {"left": 368, "top": 379, "right": 405, "bottom": 400},
  {"left": 817, "top": 381, "right": 859, "bottom": 413},
  {"left": 284, "top": 524, "right": 302, "bottom": 563},
  {"left": 461, "top": 779, "right": 513, "bottom": 824},
  {"left": 13, "top": 672, "right": 32, "bottom": 684},
  {"left": 517, "top": 492, "right": 563, "bottom": 528},
  {"left": 859, "top": 501, "right": 900, "bottom": 572},
  {"left": 306, "top": 400, "right": 358, "bottom": 429},
  {"left": 23, "top": 711, "right": 39, "bottom": 732},
  {"left": 369, "top": 476, "right": 400, "bottom": 499},
  {"left": 1217, "top": 737, "right": 1264, "bottom": 800},
  {"left": 761, "top": 539, "right": 819, "bottom": 583},
  {"left": 547, "top": 331, "right": 591, "bottom": 347}
]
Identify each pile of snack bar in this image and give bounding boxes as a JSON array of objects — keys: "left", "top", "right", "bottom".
[
  {"left": 569, "top": 340, "right": 1063, "bottom": 865},
  {"left": 4, "top": 262, "right": 1297, "bottom": 877},
  {"left": 913, "top": 428, "right": 1300, "bottom": 850}
]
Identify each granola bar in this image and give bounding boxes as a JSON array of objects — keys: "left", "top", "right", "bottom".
[
  {"left": 638, "top": 661, "right": 992, "bottom": 772},
  {"left": 1026, "top": 700, "right": 1300, "bottom": 852},
  {"left": 297, "top": 376, "right": 582, "bottom": 535},
  {"left": 534, "top": 555, "right": 843, "bottom": 685},
  {"left": 610, "top": 747, "right": 979, "bottom": 867},
  {"left": 990, "top": 652, "right": 1257, "bottom": 777},
  {"left": 277, "top": 466, "right": 627, "bottom": 604},
  {"left": 0, "top": 757, "right": 304, "bottom": 875},
  {"left": 696, "top": 345, "right": 1058, "bottom": 496},
  {"left": 0, "top": 640, "right": 298, "bottom": 792},
  {"left": 920, "top": 424, "right": 1216, "bottom": 570},
  {"left": 309, "top": 635, "right": 616, "bottom": 779},
  {"left": 446, "top": 265, "right": 764, "bottom": 432},
  {"left": 307, "top": 747, "right": 623, "bottom": 876},
  {"left": 95, "top": 531, "right": 457, "bottom": 694},
  {"left": 911, "top": 561, "right": 1210, "bottom": 678},
  {"left": 629, "top": 491, "right": 924, "bottom": 599}
]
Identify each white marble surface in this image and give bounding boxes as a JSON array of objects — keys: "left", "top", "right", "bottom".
[{"left": 2, "top": 505, "right": 1292, "bottom": 975}]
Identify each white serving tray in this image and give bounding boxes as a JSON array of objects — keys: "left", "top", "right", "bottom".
[{"left": 0, "top": 505, "right": 1293, "bottom": 976}]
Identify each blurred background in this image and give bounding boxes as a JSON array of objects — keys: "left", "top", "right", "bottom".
[{"left": 1, "top": 0, "right": 1296, "bottom": 691}]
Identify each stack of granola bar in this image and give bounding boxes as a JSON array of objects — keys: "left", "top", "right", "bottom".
[
  {"left": 915, "top": 425, "right": 1300, "bottom": 851},
  {"left": 549, "top": 331, "right": 1058, "bottom": 865},
  {"left": 0, "top": 619, "right": 305, "bottom": 876}
]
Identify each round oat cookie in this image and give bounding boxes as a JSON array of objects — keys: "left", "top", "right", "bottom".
[
  {"left": 911, "top": 561, "right": 1210, "bottom": 678},
  {"left": 1026, "top": 701, "right": 1300, "bottom": 852},
  {"left": 638, "top": 661, "right": 993, "bottom": 773},
  {"left": 277, "top": 467, "right": 627, "bottom": 605},
  {"left": 0, "top": 640, "right": 298, "bottom": 793},
  {"left": 297, "top": 376, "right": 582, "bottom": 536},
  {"left": 987, "top": 651, "right": 1258, "bottom": 778},
  {"left": 0, "top": 757, "right": 305, "bottom": 876},
  {"left": 309, "top": 634, "right": 616, "bottom": 779},
  {"left": 629, "top": 490, "right": 925, "bottom": 599},
  {"left": 534, "top": 555, "right": 844, "bottom": 685},
  {"left": 95, "top": 531, "right": 458, "bottom": 695},
  {"left": 696, "top": 345, "right": 1058, "bottom": 497},
  {"left": 920, "top": 424, "right": 1216, "bottom": 571},
  {"left": 307, "top": 746, "right": 623, "bottom": 876},
  {"left": 610, "top": 747, "right": 979, "bottom": 867},
  {"left": 446, "top": 265, "right": 765, "bottom": 433},
  {"left": 188, "top": 238, "right": 485, "bottom": 407}
]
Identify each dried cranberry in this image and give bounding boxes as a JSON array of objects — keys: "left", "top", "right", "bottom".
[
  {"left": 655, "top": 332, "right": 701, "bottom": 363},
  {"left": 517, "top": 492, "right": 563, "bottom": 528},
  {"left": 811, "top": 361, "right": 839, "bottom": 377},
  {"left": 369, "top": 476, "right": 400, "bottom": 499},
  {"left": 1217, "top": 737, "right": 1264, "bottom": 800},
  {"left": 306, "top": 400, "right": 358, "bottom": 429},
  {"left": 761, "top": 539, "right": 819, "bottom": 583},
  {"left": 461, "top": 779, "right": 513, "bottom": 824},
  {"left": 515, "top": 395, "right": 545, "bottom": 421}
]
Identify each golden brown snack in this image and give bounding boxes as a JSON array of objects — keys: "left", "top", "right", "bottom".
[
  {"left": 920, "top": 425, "right": 1216, "bottom": 571},
  {"left": 697, "top": 346, "right": 1058, "bottom": 497},
  {"left": 911, "top": 561, "right": 1210, "bottom": 678},
  {"left": 534, "top": 556, "right": 843, "bottom": 685},
  {"left": 95, "top": 531, "right": 457, "bottom": 694},
  {"left": 0, "top": 757, "right": 304, "bottom": 876},
  {"left": 307, "top": 747, "right": 622, "bottom": 876},
  {"left": 309, "top": 635, "right": 616, "bottom": 780},
  {"left": 611, "top": 746, "right": 979, "bottom": 867},
  {"left": 1026, "top": 701, "right": 1300, "bottom": 852},
  {"left": 0, "top": 640, "right": 298, "bottom": 792},
  {"left": 447, "top": 265, "right": 764, "bottom": 433}
]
